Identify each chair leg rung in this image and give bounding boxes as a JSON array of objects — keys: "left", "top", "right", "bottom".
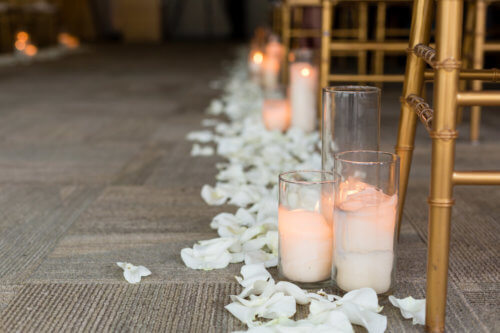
[{"left": 452, "top": 171, "right": 500, "bottom": 185}]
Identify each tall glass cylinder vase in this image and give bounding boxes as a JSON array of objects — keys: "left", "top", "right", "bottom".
[
  {"left": 333, "top": 151, "right": 399, "bottom": 294},
  {"left": 289, "top": 49, "right": 318, "bottom": 132},
  {"left": 321, "top": 86, "right": 381, "bottom": 172}
]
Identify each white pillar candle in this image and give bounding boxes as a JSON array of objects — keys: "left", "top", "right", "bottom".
[
  {"left": 249, "top": 51, "right": 263, "bottom": 83},
  {"left": 262, "top": 56, "right": 280, "bottom": 91},
  {"left": 278, "top": 206, "right": 333, "bottom": 283},
  {"left": 289, "top": 62, "right": 318, "bottom": 132},
  {"left": 265, "top": 40, "right": 284, "bottom": 62},
  {"left": 262, "top": 99, "right": 291, "bottom": 132},
  {"left": 333, "top": 182, "right": 397, "bottom": 294}
]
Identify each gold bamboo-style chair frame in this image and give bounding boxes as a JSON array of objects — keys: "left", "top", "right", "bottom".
[
  {"left": 320, "top": 0, "right": 413, "bottom": 92},
  {"left": 395, "top": 0, "right": 500, "bottom": 331},
  {"left": 281, "top": 0, "right": 405, "bottom": 84},
  {"left": 460, "top": 0, "right": 500, "bottom": 141}
]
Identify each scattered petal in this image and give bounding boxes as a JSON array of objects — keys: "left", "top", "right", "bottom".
[
  {"left": 186, "top": 130, "right": 214, "bottom": 143},
  {"left": 180, "top": 238, "right": 235, "bottom": 270},
  {"left": 191, "top": 144, "right": 214, "bottom": 156},
  {"left": 116, "top": 262, "right": 151, "bottom": 284},
  {"left": 245, "top": 250, "right": 278, "bottom": 268},
  {"left": 389, "top": 295, "right": 425, "bottom": 325},
  {"left": 275, "top": 281, "right": 309, "bottom": 305},
  {"left": 235, "top": 263, "right": 271, "bottom": 287},
  {"left": 201, "top": 184, "right": 228, "bottom": 205}
]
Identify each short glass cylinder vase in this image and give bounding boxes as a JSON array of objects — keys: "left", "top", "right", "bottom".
[
  {"left": 321, "top": 86, "right": 381, "bottom": 172},
  {"left": 262, "top": 88, "right": 291, "bottom": 132},
  {"left": 278, "top": 170, "right": 336, "bottom": 288},
  {"left": 333, "top": 151, "right": 399, "bottom": 294}
]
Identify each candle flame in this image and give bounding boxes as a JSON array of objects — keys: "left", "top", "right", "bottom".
[
  {"left": 25, "top": 44, "right": 38, "bottom": 57},
  {"left": 253, "top": 52, "right": 263, "bottom": 64},
  {"left": 16, "top": 31, "right": 29, "bottom": 42},
  {"left": 15, "top": 40, "right": 26, "bottom": 51},
  {"left": 300, "top": 67, "right": 311, "bottom": 77},
  {"left": 58, "top": 32, "right": 80, "bottom": 49}
]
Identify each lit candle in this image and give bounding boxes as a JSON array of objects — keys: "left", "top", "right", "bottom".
[
  {"left": 262, "top": 56, "right": 280, "bottom": 91},
  {"left": 278, "top": 206, "right": 333, "bottom": 283},
  {"left": 262, "top": 99, "right": 291, "bottom": 132},
  {"left": 249, "top": 51, "right": 263, "bottom": 83},
  {"left": 333, "top": 181, "right": 397, "bottom": 294},
  {"left": 265, "top": 38, "right": 284, "bottom": 63},
  {"left": 289, "top": 62, "right": 318, "bottom": 132}
]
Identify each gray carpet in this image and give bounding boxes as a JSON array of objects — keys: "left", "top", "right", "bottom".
[{"left": 0, "top": 43, "right": 498, "bottom": 332}]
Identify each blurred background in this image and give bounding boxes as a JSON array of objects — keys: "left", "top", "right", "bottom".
[{"left": 1, "top": 1, "right": 499, "bottom": 67}]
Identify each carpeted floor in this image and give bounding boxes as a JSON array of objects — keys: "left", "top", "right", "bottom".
[{"left": 0, "top": 43, "right": 498, "bottom": 332}]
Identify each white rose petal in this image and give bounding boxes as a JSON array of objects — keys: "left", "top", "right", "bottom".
[
  {"left": 242, "top": 236, "right": 268, "bottom": 252},
  {"left": 229, "top": 186, "right": 263, "bottom": 207},
  {"left": 116, "top": 262, "right": 151, "bottom": 284},
  {"left": 225, "top": 302, "right": 257, "bottom": 324},
  {"left": 274, "top": 281, "right": 310, "bottom": 305},
  {"left": 389, "top": 295, "right": 426, "bottom": 325},
  {"left": 257, "top": 293, "right": 296, "bottom": 319},
  {"left": 265, "top": 231, "right": 278, "bottom": 254},
  {"left": 235, "top": 263, "right": 271, "bottom": 287},
  {"left": 338, "top": 302, "right": 387, "bottom": 333},
  {"left": 191, "top": 144, "right": 214, "bottom": 156},
  {"left": 180, "top": 237, "right": 235, "bottom": 270},
  {"left": 339, "top": 288, "right": 382, "bottom": 313},
  {"left": 202, "top": 118, "right": 220, "bottom": 127},
  {"left": 244, "top": 250, "right": 278, "bottom": 268},
  {"left": 217, "top": 164, "right": 246, "bottom": 182},
  {"left": 186, "top": 130, "right": 213, "bottom": 143},
  {"left": 201, "top": 184, "right": 228, "bottom": 205}
]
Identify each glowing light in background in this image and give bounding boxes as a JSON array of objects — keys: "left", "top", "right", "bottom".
[
  {"left": 58, "top": 32, "right": 80, "bottom": 49},
  {"left": 252, "top": 51, "right": 263, "bottom": 64},
  {"left": 15, "top": 40, "right": 26, "bottom": 51},
  {"left": 300, "top": 67, "right": 311, "bottom": 77},
  {"left": 24, "top": 44, "right": 38, "bottom": 57},
  {"left": 16, "top": 31, "right": 29, "bottom": 42}
]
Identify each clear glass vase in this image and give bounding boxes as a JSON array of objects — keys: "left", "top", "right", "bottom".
[
  {"left": 289, "top": 49, "right": 318, "bottom": 132},
  {"left": 278, "top": 170, "right": 336, "bottom": 288},
  {"left": 333, "top": 151, "right": 399, "bottom": 294},
  {"left": 321, "top": 86, "right": 381, "bottom": 172}
]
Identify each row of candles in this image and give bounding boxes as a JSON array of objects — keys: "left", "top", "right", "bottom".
[
  {"left": 14, "top": 31, "right": 80, "bottom": 58},
  {"left": 249, "top": 36, "right": 317, "bottom": 133},
  {"left": 248, "top": 34, "right": 399, "bottom": 294}
]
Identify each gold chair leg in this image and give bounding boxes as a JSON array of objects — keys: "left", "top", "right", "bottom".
[
  {"left": 395, "top": 0, "right": 433, "bottom": 236},
  {"left": 458, "top": 0, "right": 475, "bottom": 124},
  {"left": 470, "top": 0, "right": 487, "bottom": 142},
  {"left": 292, "top": 7, "right": 303, "bottom": 49},
  {"left": 374, "top": 2, "right": 386, "bottom": 89},
  {"left": 282, "top": 3, "right": 291, "bottom": 84},
  {"left": 427, "top": 0, "right": 463, "bottom": 331},
  {"left": 320, "top": 0, "right": 333, "bottom": 115},
  {"left": 357, "top": 2, "right": 368, "bottom": 84}
]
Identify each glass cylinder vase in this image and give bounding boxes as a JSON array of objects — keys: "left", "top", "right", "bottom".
[
  {"left": 289, "top": 49, "right": 318, "bottom": 132},
  {"left": 278, "top": 170, "right": 336, "bottom": 288},
  {"left": 321, "top": 86, "right": 381, "bottom": 172},
  {"left": 333, "top": 151, "right": 399, "bottom": 295}
]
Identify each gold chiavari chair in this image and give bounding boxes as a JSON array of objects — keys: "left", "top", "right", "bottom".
[
  {"left": 271, "top": 1, "right": 282, "bottom": 36},
  {"left": 395, "top": 0, "right": 500, "bottom": 331},
  {"left": 281, "top": 0, "right": 322, "bottom": 83},
  {"left": 460, "top": 0, "right": 500, "bottom": 142},
  {"left": 281, "top": 0, "right": 384, "bottom": 83},
  {"left": 320, "top": 0, "right": 412, "bottom": 92}
]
